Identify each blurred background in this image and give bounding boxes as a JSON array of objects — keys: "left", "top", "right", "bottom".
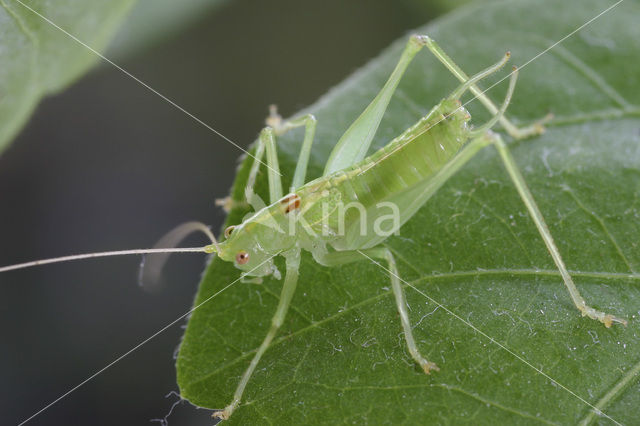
[{"left": 0, "top": 0, "right": 458, "bottom": 424}]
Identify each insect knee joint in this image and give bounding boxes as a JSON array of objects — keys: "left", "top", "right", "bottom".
[{"left": 410, "top": 34, "right": 431, "bottom": 46}]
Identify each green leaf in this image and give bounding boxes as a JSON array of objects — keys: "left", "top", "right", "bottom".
[
  {"left": 177, "top": 0, "right": 640, "bottom": 423},
  {"left": 0, "top": 0, "right": 135, "bottom": 152}
]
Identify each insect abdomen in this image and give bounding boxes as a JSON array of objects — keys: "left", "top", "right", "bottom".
[
  {"left": 335, "top": 104, "right": 470, "bottom": 207},
  {"left": 295, "top": 102, "right": 470, "bottom": 242}
]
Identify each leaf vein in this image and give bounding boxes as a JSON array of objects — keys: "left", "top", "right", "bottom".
[
  {"left": 562, "top": 185, "right": 636, "bottom": 273},
  {"left": 544, "top": 41, "right": 633, "bottom": 109},
  {"left": 465, "top": 191, "right": 535, "bottom": 266},
  {"left": 578, "top": 356, "right": 640, "bottom": 426},
  {"left": 439, "top": 383, "right": 560, "bottom": 425},
  {"left": 188, "top": 267, "right": 639, "bottom": 387}
]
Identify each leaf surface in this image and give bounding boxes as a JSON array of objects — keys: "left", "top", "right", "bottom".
[
  {"left": 0, "top": 0, "right": 135, "bottom": 152},
  {"left": 178, "top": 0, "right": 640, "bottom": 423}
]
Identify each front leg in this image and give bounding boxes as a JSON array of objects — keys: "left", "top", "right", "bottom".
[
  {"left": 219, "top": 125, "right": 283, "bottom": 212},
  {"left": 267, "top": 105, "right": 317, "bottom": 191},
  {"left": 241, "top": 107, "right": 316, "bottom": 210},
  {"left": 213, "top": 249, "right": 301, "bottom": 421},
  {"left": 243, "top": 125, "right": 284, "bottom": 206}
]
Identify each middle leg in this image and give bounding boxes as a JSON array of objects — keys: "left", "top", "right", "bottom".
[{"left": 314, "top": 247, "right": 439, "bottom": 374}]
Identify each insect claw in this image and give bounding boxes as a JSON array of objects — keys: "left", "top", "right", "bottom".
[
  {"left": 266, "top": 104, "right": 283, "bottom": 130},
  {"left": 420, "top": 360, "right": 440, "bottom": 374},
  {"left": 212, "top": 409, "right": 231, "bottom": 420},
  {"left": 580, "top": 304, "right": 627, "bottom": 328},
  {"left": 215, "top": 196, "right": 233, "bottom": 212},
  {"left": 534, "top": 112, "right": 554, "bottom": 134},
  {"left": 605, "top": 314, "right": 628, "bottom": 328},
  {"left": 535, "top": 112, "right": 554, "bottom": 131},
  {"left": 509, "top": 112, "right": 553, "bottom": 139},
  {"left": 215, "top": 196, "right": 248, "bottom": 212}
]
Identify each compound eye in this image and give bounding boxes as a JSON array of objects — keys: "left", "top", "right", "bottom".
[
  {"left": 224, "top": 225, "right": 236, "bottom": 238},
  {"left": 235, "top": 251, "right": 249, "bottom": 265}
]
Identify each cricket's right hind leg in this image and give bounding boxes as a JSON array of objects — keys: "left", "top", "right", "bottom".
[
  {"left": 477, "top": 130, "right": 627, "bottom": 327},
  {"left": 422, "top": 36, "right": 551, "bottom": 139},
  {"left": 444, "top": 53, "right": 624, "bottom": 326}
]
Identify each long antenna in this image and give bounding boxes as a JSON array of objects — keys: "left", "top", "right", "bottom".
[{"left": 0, "top": 246, "right": 214, "bottom": 273}]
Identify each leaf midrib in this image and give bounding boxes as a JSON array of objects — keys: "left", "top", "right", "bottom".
[
  {"left": 185, "top": 265, "right": 640, "bottom": 388},
  {"left": 247, "top": 380, "right": 560, "bottom": 425},
  {"left": 578, "top": 357, "right": 640, "bottom": 425}
]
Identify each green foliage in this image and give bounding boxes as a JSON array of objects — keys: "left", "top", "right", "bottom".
[
  {"left": 0, "top": 0, "right": 236, "bottom": 153},
  {"left": 0, "top": 0, "right": 136, "bottom": 152},
  {"left": 178, "top": 0, "right": 640, "bottom": 423}
]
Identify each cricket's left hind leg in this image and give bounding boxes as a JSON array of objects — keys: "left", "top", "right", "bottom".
[{"left": 314, "top": 248, "right": 439, "bottom": 374}]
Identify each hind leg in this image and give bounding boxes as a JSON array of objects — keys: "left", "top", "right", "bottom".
[
  {"left": 424, "top": 36, "right": 551, "bottom": 139},
  {"left": 480, "top": 131, "right": 626, "bottom": 327}
]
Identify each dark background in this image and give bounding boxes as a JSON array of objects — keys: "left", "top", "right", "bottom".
[{"left": 0, "top": 0, "right": 446, "bottom": 424}]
